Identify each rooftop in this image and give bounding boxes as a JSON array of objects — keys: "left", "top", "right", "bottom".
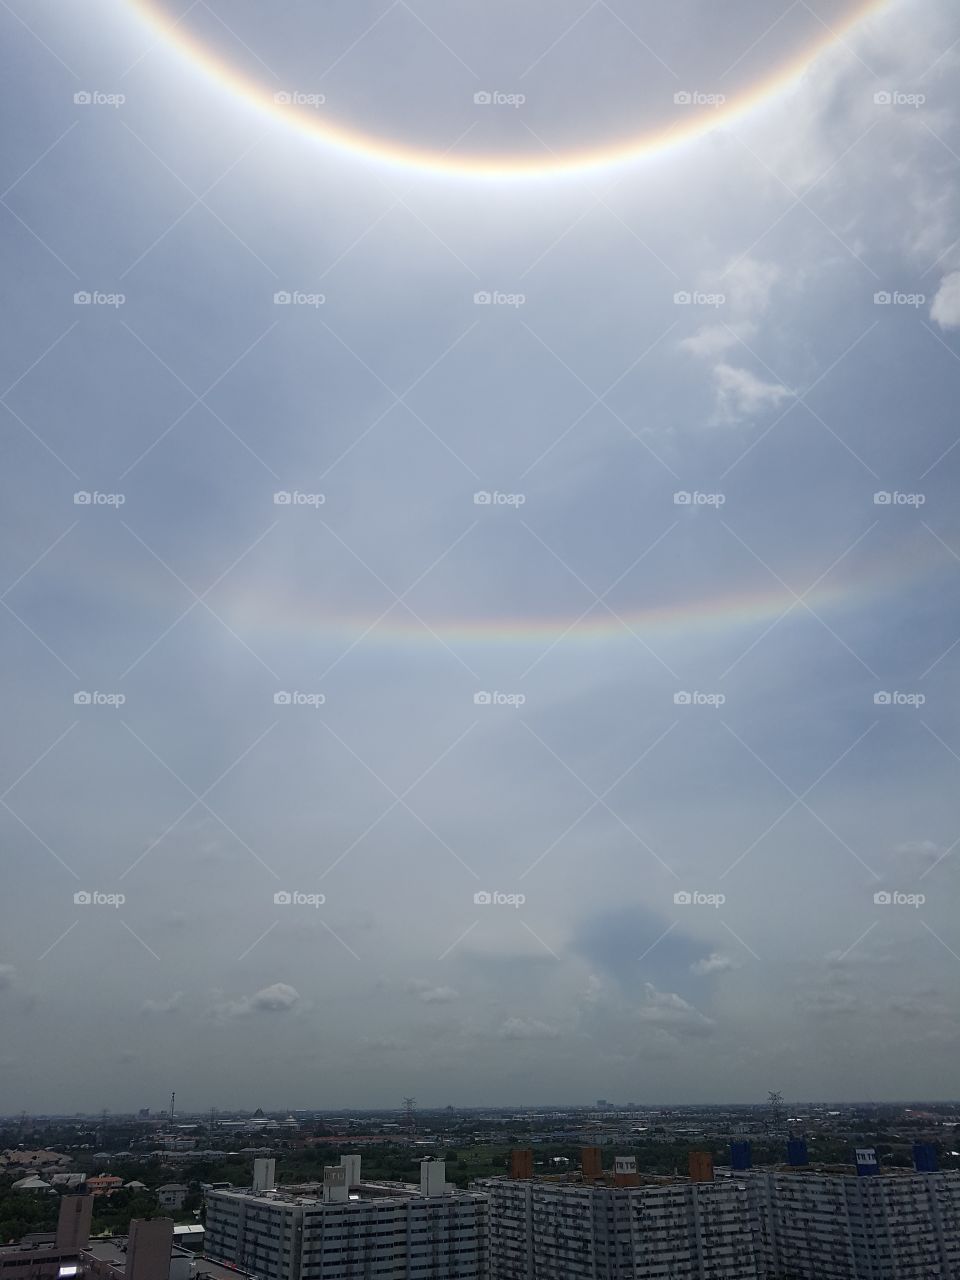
[{"left": 208, "top": 1180, "right": 481, "bottom": 1205}]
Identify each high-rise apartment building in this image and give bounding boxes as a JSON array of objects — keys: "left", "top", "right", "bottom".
[
  {"left": 475, "top": 1171, "right": 760, "bottom": 1279},
  {"left": 203, "top": 1157, "right": 487, "bottom": 1280},
  {"left": 724, "top": 1160, "right": 960, "bottom": 1279}
]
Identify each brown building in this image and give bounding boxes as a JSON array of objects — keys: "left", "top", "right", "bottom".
[
  {"left": 86, "top": 1176, "right": 123, "bottom": 1198},
  {"left": 689, "top": 1151, "right": 715, "bottom": 1183},
  {"left": 0, "top": 1196, "right": 92, "bottom": 1280}
]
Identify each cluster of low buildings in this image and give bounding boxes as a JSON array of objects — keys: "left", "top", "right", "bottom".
[{"left": 7, "top": 1144, "right": 960, "bottom": 1279}]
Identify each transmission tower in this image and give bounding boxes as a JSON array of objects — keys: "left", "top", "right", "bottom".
[{"left": 402, "top": 1097, "right": 417, "bottom": 1134}]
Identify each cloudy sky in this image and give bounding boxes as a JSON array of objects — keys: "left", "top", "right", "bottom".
[{"left": 2, "top": 0, "right": 960, "bottom": 1113}]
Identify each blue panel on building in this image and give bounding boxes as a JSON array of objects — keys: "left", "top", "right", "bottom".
[
  {"left": 730, "top": 1141, "right": 752, "bottom": 1170},
  {"left": 856, "top": 1148, "right": 879, "bottom": 1176},
  {"left": 786, "top": 1138, "right": 808, "bottom": 1166},
  {"left": 914, "top": 1143, "right": 938, "bottom": 1173}
]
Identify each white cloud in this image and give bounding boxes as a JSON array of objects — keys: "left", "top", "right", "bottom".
[
  {"left": 721, "top": 258, "right": 781, "bottom": 315},
  {"left": 797, "top": 988, "right": 859, "bottom": 1015},
  {"left": 930, "top": 272, "right": 960, "bottom": 329},
  {"left": 636, "top": 984, "right": 715, "bottom": 1035},
  {"left": 679, "top": 323, "right": 755, "bottom": 359},
  {"left": 690, "top": 952, "right": 740, "bottom": 976},
  {"left": 140, "top": 992, "right": 184, "bottom": 1015},
  {"left": 498, "top": 1017, "right": 559, "bottom": 1040},
  {"left": 713, "top": 362, "right": 794, "bottom": 421},
  {"left": 218, "top": 983, "right": 302, "bottom": 1018},
  {"left": 403, "top": 979, "right": 460, "bottom": 1004},
  {"left": 0, "top": 965, "right": 16, "bottom": 991}
]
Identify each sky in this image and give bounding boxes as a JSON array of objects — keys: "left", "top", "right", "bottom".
[{"left": 1, "top": 0, "right": 960, "bottom": 1113}]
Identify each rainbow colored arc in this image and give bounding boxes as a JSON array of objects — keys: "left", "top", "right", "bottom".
[{"left": 128, "top": 0, "right": 886, "bottom": 181}]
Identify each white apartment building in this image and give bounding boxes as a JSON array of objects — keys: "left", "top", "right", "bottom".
[
  {"left": 474, "top": 1175, "right": 761, "bottom": 1280},
  {"left": 203, "top": 1157, "right": 487, "bottom": 1280},
  {"left": 725, "top": 1165, "right": 960, "bottom": 1280}
]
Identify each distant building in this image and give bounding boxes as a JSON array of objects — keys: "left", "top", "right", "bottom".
[
  {"left": 157, "top": 1185, "right": 189, "bottom": 1211},
  {"left": 1, "top": 1150, "right": 71, "bottom": 1172},
  {"left": 11, "top": 1175, "right": 55, "bottom": 1193},
  {"left": 204, "top": 1156, "right": 486, "bottom": 1280},
  {"left": 50, "top": 1174, "right": 87, "bottom": 1190},
  {"left": 87, "top": 1174, "right": 124, "bottom": 1197}
]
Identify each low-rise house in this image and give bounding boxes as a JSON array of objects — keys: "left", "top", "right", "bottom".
[{"left": 157, "top": 1184, "right": 189, "bottom": 1211}]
